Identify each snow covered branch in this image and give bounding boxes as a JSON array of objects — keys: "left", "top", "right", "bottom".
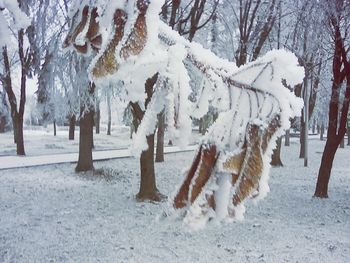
[{"left": 63, "top": 0, "right": 304, "bottom": 228}]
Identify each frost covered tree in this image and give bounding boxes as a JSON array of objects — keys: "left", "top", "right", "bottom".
[
  {"left": 0, "top": 0, "right": 32, "bottom": 155},
  {"left": 62, "top": 1, "right": 101, "bottom": 172},
  {"left": 63, "top": 0, "right": 304, "bottom": 221},
  {"left": 154, "top": 0, "right": 219, "bottom": 162}
]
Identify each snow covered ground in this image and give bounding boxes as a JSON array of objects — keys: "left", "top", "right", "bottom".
[
  {"left": 0, "top": 125, "right": 132, "bottom": 157},
  {"left": 0, "top": 137, "right": 349, "bottom": 262}
]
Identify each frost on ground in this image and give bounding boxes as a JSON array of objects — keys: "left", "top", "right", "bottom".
[
  {"left": 0, "top": 126, "right": 199, "bottom": 157},
  {"left": 0, "top": 138, "right": 349, "bottom": 263}
]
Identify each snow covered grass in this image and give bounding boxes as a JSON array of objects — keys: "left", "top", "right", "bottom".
[
  {"left": 0, "top": 125, "right": 200, "bottom": 157},
  {"left": 0, "top": 138, "right": 349, "bottom": 262},
  {"left": 0, "top": 125, "right": 131, "bottom": 156}
]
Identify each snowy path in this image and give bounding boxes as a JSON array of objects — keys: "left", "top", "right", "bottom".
[{"left": 0, "top": 145, "right": 197, "bottom": 170}]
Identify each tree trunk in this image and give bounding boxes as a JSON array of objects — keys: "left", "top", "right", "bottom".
[
  {"left": 340, "top": 137, "right": 344, "bottom": 148},
  {"left": 271, "top": 137, "right": 283, "bottom": 167},
  {"left": 198, "top": 117, "right": 203, "bottom": 134},
  {"left": 2, "top": 31, "right": 27, "bottom": 156},
  {"left": 0, "top": 92, "right": 9, "bottom": 133},
  {"left": 136, "top": 134, "right": 164, "bottom": 201},
  {"left": 75, "top": 109, "right": 94, "bottom": 172},
  {"left": 15, "top": 114, "right": 25, "bottom": 156},
  {"left": 201, "top": 114, "right": 209, "bottom": 135},
  {"left": 132, "top": 74, "right": 165, "bottom": 202},
  {"left": 13, "top": 119, "right": 18, "bottom": 143},
  {"left": 299, "top": 118, "right": 305, "bottom": 158},
  {"left": 107, "top": 91, "right": 111, "bottom": 135},
  {"left": 0, "top": 116, "right": 6, "bottom": 133},
  {"left": 320, "top": 123, "right": 324, "bottom": 141},
  {"left": 285, "top": 129, "right": 290, "bottom": 146},
  {"left": 314, "top": 139, "right": 338, "bottom": 198},
  {"left": 314, "top": 10, "right": 350, "bottom": 197},
  {"left": 347, "top": 121, "right": 350, "bottom": 145},
  {"left": 53, "top": 119, "right": 57, "bottom": 136},
  {"left": 155, "top": 111, "right": 165, "bottom": 163},
  {"left": 69, "top": 115, "right": 76, "bottom": 140},
  {"left": 95, "top": 100, "right": 100, "bottom": 134}
]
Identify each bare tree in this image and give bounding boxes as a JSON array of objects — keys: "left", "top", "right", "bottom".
[
  {"left": 0, "top": 1, "right": 33, "bottom": 155},
  {"left": 314, "top": 0, "right": 350, "bottom": 198}
]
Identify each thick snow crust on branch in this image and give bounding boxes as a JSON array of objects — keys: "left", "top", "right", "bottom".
[
  {"left": 0, "top": 0, "right": 30, "bottom": 47},
  {"left": 65, "top": 1, "right": 304, "bottom": 229}
]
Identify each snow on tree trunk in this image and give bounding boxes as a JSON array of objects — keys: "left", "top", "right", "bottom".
[{"left": 63, "top": 1, "right": 304, "bottom": 225}]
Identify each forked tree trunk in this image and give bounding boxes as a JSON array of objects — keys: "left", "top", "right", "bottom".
[
  {"left": 155, "top": 111, "right": 165, "bottom": 163},
  {"left": 75, "top": 109, "right": 94, "bottom": 172},
  {"left": 315, "top": 10, "right": 350, "bottom": 198},
  {"left": 285, "top": 129, "right": 290, "bottom": 146},
  {"left": 69, "top": 115, "right": 76, "bottom": 140}
]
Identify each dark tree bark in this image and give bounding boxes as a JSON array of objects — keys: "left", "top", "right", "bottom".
[
  {"left": 136, "top": 134, "right": 163, "bottom": 201},
  {"left": 155, "top": 111, "right": 165, "bottom": 163},
  {"left": 131, "top": 74, "right": 165, "bottom": 202},
  {"left": 95, "top": 100, "right": 100, "bottom": 134},
  {"left": 315, "top": 139, "right": 338, "bottom": 198},
  {"left": 75, "top": 109, "right": 94, "bottom": 172},
  {"left": 76, "top": 82, "right": 95, "bottom": 172},
  {"left": 314, "top": 5, "right": 350, "bottom": 198},
  {"left": 107, "top": 91, "right": 111, "bottom": 135},
  {"left": 14, "top": 114, "right": 25, "bottom": 155},
  {"left": 69, "top": 115, "right": 76, "bottom": 140},
  {"left": 1, "top": 29, "right": 29, "bottom": 155},
  {"left": 299, "top": 116, "right": 305, "bottom": 158},
  {"left": 53, "top": 119, "right": 57, "bottom": 136},
  {"left": 271, "top": 137, "right": 283, "bottom": 166},
  {"left": 271, "top": 137, "right": 283, "bottom": 167},
  {"left": 0, "top": 115, "right": 6, "bottom": 133}
]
